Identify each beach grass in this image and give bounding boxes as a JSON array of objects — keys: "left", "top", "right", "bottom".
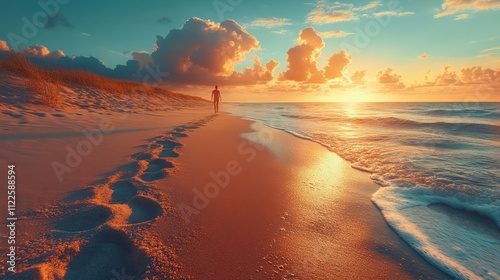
[{"left": 0, "top": 51, "right": 204, "bottom": 107}]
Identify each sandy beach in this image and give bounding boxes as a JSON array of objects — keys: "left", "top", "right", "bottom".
[{"left": 1, "top": 101, "right": 450, "bottom": 279}]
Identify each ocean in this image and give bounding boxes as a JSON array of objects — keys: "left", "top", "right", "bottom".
[{"left": 224, "top": 102, "right": 500, "bottom": 279}]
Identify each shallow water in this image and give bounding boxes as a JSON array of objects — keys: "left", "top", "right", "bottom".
[{"left": 225, "top": 102, "right": 500, "bottom": 279}]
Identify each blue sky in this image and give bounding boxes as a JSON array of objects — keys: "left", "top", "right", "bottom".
[{"left": 1, "top": 0, "right": 499, "bottom": 101}]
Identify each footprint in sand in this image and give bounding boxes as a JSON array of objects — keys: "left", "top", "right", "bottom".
[
  {"left": 110, "top": 181, "right": 138, "bottom": 204},
  {"left": 140, "top": 158, "right": 174, "bottom": 182},
  {"left": 159, "top": 147, "right": 179, "bottom": 158},
  {"left": 127, "top": 195, "right": 163, "bottom": 224},
  {"left": 145, "top": 158, "right": 174, "bottom": 172},
  {"left": 131, "top": 151, "right": 153, "bottom": 161},
  {"left": 156, "top": 139, "right": 182, "bottom": 149},
  {"left": 64, "top": 227, "right": 142, "bottom": 280},
  {"left": 64, "top": 187, "right": 96, "bottom": 202},
  {"left": 140, "top": 169, "right": 168, "bottom": 182},
  {"left": 55, "top": 204, "right": 112, "bottom": 232},
  {"left": 168, "top": 131, "right": 188, "bottom": 138}
]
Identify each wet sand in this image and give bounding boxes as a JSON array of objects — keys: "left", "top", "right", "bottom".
[{"left": 158, "top": 113, "right": 451, "bottom": 279}]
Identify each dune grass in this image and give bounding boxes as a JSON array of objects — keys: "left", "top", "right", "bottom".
[{"left": 0, "top": 52, "right": 203, "bottom": 107}]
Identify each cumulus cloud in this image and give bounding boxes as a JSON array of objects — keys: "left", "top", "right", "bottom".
[
  {"left": 460, "top": 66, "right": 500, "bottom": 83},
  {"left": 152, "top": 17, "right": 277, "bottom": 85},
  {"left": 319, "top": 30, "right": 353, "bottom": 38},
  {"left": 22, "top": 45, "right": 65, "bottom": 60},
  {"left": 418, "top": 52, "right": 428, "bottom": 60},
  {"left": 44, "top": 13, "right": 72, "bottom": 29},
  {"left": 432, "top": 66, "right": 462, "bottom": 86},
  {"left": 324, "top": 50, "right": 351, "bottom": 79},
  {"left": 279, "top": 27, "right": 325, "bottom": 82},
  {"left": 351, "top": 70, "right": 367, "bottom": 84},
  {"left": 279, "top": 27, "right": 351, "bottom": 83},
  {"left": 131, "top": 51, "right": 153, "bottom": 69},
  {"left": 414, "top": 66, "right": 500, "bottom": 91},
  {"left": 0, "top": 43, "right": 140, "bottom": 80},
  {"left": 435, "top": 0, "right": 500, "bottom": 18},
  {"left": 0, "top": 40, "right": 10, "bottom": 51},
  {"left": 2, "top": 18, "right": 279, "bottom": 85},
  {"left": 377, "top": 68, "right": 405, "bottom": 89},
  {"left": 249, "top": 18, "right": 292, "bottom": 28}
]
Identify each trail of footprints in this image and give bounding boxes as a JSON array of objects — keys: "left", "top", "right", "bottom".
[{"left": 14, "top": 115, "right": 216, "bottom": 280}]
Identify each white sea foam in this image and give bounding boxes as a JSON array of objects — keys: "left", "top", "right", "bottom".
[{"left": 372, "top": 187, "right": 500, "bottom": 280}]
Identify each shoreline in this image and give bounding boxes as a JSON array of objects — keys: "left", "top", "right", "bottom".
[{"left": 158, "top": 113, "right": 450, "bottom": 279}]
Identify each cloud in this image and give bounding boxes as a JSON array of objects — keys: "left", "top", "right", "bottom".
[
  {"left": 307, "top": 0, "right": 386, "bottom": 24},
  {"left": 435, "top": 0, "right": 500, "bottom": 18},
  {"left": 373, "top": 11, "right": 415, "bottom": 17},
  {"left": 249, "top": 18, "right": 292, "bottom": 28},
  {"left": 22, "top": 45, "right": 65, "bottom": 60},
  {"left": 0, "top": 40, "right": 10, "bottom": 51},
  {"left": 454, "top": 13, "right": 470, "bottom": 20},
  {"left": 271, "top": 30, "right": 288, "bottom": 35},
  {"left": 358, "top": 1, "right": 381, "bottom": 11},
  {"left": 416, "top": 66, "right": 500, "bottom": 89},
  {"left": 0, "top": 43, "right": 140, "bottom": 80},
  {"left": 418, "top": 52, "right": 428, "bottom": 60},
  {"left": 481, "top": 46, "right": 500, "bottom": 52},
  {"left": 152, "top": 17, "right": 277, "bottom": 85},
  {"left": 279, "top": 27, "right": 351, "bottom": 83},
  {"left": 432, "top": 66, "right": 461, "bottom": 86},
  {"left": 307, "top": 1, "right": 359, "bottom": 24},
  {"left": 44, "top": 13, "right": 72, "bottom": 29},
  {"left": 351, "top": 70, "right": 367, "bottom": 84},
  {"left": 131, "top": 51, "right": 153, "bottom": 69},
  {"left": 324, "top": 50, "right": 351, "bottom": 79},
  {"left": 319, "top": 30, "right": 354, "bottom": 38},
  {"left": 157, "top": 17, "right": 172, "bottom": 24},
  {"left": 80, "top": 32, "right": 91, "bottom": 36},
  {"left": 377, "top": 68, "right": 405, "bottom": 89},
  {"left": 279, "top": 27, "right": 325, "bottom": 82},
  {"left": 2, "top": 18, "right": 278, "bottom": 85},
  {"left": 460, "top": 66, "right": 500, "bottom": 84}
]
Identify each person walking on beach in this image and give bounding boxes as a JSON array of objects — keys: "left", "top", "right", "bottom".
[{"left": 211, "top": 85, "right": 222, "bottom": 113}]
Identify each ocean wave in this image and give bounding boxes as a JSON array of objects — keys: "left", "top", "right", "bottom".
[
  {"left": 280, "top": 114, "right": 500, "bottom": 138},
  {"left": 372, "top": 186, "right": 500, "bottom": 280},
  {"left": 422, "top": 108, "right": 500, "bottom": 119}
]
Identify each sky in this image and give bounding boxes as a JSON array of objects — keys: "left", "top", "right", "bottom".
[{"left": 0, "top": 0, "right": 499, "bottom": 102}]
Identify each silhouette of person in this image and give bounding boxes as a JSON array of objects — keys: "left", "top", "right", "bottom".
[{"left": 211, "top": 85, "right": 222, "bottom": 113}]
